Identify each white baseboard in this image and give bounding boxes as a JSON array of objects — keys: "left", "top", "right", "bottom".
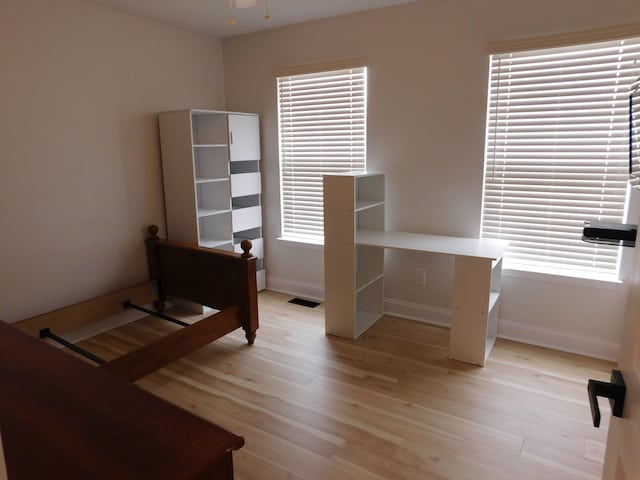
[
  {"left": 497, "top": 318, "right": 619, "bottom": 362},
  {"left": 383, "top": 297, "right": 451, "bottom": 329},
  {"left": 383, "top": 297, "right": 619, "bottom": 361},
  {"left": 266, "top": 276, "right": 324, "bottom": 303},
  {"left": 263, "top": 282, "right": 619, "bottom": 362}
]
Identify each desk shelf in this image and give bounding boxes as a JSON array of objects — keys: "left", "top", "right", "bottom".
[
  {"left": 355, "top": 310, "right": 383, "bottom": 337},
  {"left": 488, "top": 291, "right": 500, "bottom": 314},
  {"left": 356, "top": 200, "right": 385, "bottom": 212},
  {"left": 449, "top": 254, "right": 505, "bottom": 366},
  {"left": 356, "top": 270, "right": 384, "bottom": 293}
]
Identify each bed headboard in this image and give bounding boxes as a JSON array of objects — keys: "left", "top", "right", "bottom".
[{"left": 145, "top": 225, "right": 258, "bottom": 335}]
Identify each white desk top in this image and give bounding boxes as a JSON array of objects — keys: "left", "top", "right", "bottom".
[{"left": 356, "top": 229, "right": 508, "bottom": 260}]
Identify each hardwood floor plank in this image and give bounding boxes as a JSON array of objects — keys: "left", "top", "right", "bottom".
[
  {"left": 458, "top": 439, "right": 594, "bottom": 480},
  {"left": 390, "top": 441, "right": 522, "bottom": 480},
  {"left": 584, "top": 438, "right": 606, "bottom": 464},
  {"left": 332, "top": 443, "right": 447, "bottom": 480},
  {"left": 70, "top": 290, "right": 613, "bottom": 480},
  {"left": 233, "top": 449, "right": 312, "bottom": 480},
  {"left": 140, "top": 374, "right": 389, "bottom": 480},
  {"left": 143, "top": 370, "right": 344, "bottom": 458},
  {"left": 307, "top": 374, "right": 523, "bottom": 455},
  {"left": 521, "top": 437, "right": 603, "bottom": 478}
]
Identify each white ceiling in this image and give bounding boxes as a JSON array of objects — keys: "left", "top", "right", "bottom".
[{"left": 85, "top": 0, "right": 419, "bottom": 38}]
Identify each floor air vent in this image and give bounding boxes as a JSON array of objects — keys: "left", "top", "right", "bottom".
[{"left": 288, "top": 297, "right": 320, "bottom": 308}]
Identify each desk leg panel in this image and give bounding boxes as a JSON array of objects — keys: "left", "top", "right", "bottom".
[{"left": 450, "top": 256, "right": 493, "bottom": 366}]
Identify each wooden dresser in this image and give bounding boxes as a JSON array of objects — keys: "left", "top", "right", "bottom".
[{"left": 0, "top": 320, "right": 243, "bottom": 479}]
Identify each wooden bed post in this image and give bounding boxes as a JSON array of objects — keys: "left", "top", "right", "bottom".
[
  {"left": 240, "top": 240, "right": 258, "bottom": 345},
  {"left": 145, "top": 225, "right": 167, "bottom": 312}
]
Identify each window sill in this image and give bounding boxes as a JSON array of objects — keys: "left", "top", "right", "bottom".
[
  {"left": 277, "top": 236, "right": 324, "bottom": 250},
  {"left": 502, "top": 265, "right": 622, "bottom": 290}
]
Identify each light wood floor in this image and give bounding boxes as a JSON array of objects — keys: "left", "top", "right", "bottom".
[{"left": 78, "top": 291, "right": 614, "bottom": 480}]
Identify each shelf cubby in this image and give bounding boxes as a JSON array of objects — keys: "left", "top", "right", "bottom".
[
  {"left": 191, "top": 111, "right": 228, "bottom": 145},
  {"left": 355, "top": 277, "right": 384, "bottom": 337},
  {"left": 196, "top": 181, "right": 231, "bottom": 213},
  {"left": 357, "top": 204, "right": 384, "bottom": 230},
  {"left": 198, "top": 212, "right": 232, "bottom": 249},
  {"left": 193, "top": 147, "right": 229, "bottom": 182}
]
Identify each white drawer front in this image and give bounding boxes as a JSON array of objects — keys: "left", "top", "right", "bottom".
[
  {"left": 232, "top": 206, "right": 262, "bottom": 232},
  {"left": 231, "top": 172, "right": 262, "bottom": 197},
  {"left": 235, "top": 237, "right": 264, "bottom": 258}
]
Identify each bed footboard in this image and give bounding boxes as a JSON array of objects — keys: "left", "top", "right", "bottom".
[
  {"left": 145, "top": 225, "right": 258, "bottom": 343},
  {"left": 14, "top": 226, "right": 258, "bottom": 383},
  {"left": 98, "top": 226, "right": 259, "bottom": 381}
]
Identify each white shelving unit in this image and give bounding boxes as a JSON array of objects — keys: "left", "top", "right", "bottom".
[
  {"left": 323, "top": 172, "right": 385, "bottom": 338},
  {"left": 158, "top": 109, "right": 266, "bottom": 291},
  {"left": 324, "top": 172, "right": 508, "bottom": 366},
  {"left": 449, "top": 255, "right": 503, "bottom": 366}
]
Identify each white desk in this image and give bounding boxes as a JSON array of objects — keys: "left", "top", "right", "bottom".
[
  {"left": 357, "top": 229, "right": 507, "bottom": 259},
  {"left": 323, "top": 172, "right": 508, "bottom": 366},
  {"left": 356, "top": 229, "right": 508, "bottom": 366}
]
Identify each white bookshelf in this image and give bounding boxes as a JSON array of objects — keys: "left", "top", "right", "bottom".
[
  {"left": 158, "top": 109, "right": 266, "bottom": 291},
  {"left": 323, "top": 172, "right": 385, "bottom": 338}
]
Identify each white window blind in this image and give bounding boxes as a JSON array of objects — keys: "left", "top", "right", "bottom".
[
  {"left": 482, "top": 38, "right": 640, "bottom": 279},
  {"left": 277, "top": 67, "right": 367, "bottom": 243},
  {"left": 631, "top": 78, "right": 640, "bottom": 180}
]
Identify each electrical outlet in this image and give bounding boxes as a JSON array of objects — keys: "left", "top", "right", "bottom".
[{"left": 415, "top": 268, "right": 426, "bottom": 286}]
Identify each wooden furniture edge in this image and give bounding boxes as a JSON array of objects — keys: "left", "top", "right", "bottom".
[
  {"left": 0, "top": 320, "right": 244, "bottom": 479},
  {"left": 356, "top": 229, "right": 508, "bottom": 260},
  {"left": 13, "top": 225, "right": 258, "bottom": 384},
  {"left": 0, "top": 428, "right": 6, "bottom": 480},
  {"left": 14, "top": 282, "right": 155, "bottom": 337},
  {"left": 100, "top": 305, "right": 242, "bottom": 382}
]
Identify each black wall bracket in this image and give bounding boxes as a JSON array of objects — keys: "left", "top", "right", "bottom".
[
  {"left": 588, "top": 369, "right": 626, "bottom": 428},
  {"left": 582, "top": 221, "right": 637, "bottom": 247}
]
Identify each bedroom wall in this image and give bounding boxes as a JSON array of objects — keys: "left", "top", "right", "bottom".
[
  {"left": 223, "top": 0, "right": 640, "bottom": 360},
  {"left": 0, "top": 0, "right": 225, "bottom": 322}
]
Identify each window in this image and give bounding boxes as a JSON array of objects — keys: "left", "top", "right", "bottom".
[
  {"left": 481, "top": 38, "right": 640, "bottom": 279},
  {"left": 277, "top": 66, "right": 367, "bottom": 244}
]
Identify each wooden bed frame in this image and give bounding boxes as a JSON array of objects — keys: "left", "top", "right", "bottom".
[
  {"left": 0, "top": 319, "right": 245, "bottom": 479},
  {"left": 15, "top": 225, "right": 259, "bottom": 382},
  {"left": 1, "top": 225, "right": 258, "bottom": 478}
]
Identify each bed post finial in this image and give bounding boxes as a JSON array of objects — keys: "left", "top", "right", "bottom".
[
  {"left": 147, "top": 225, "right": 160, "bottom": 240},
  {"left": 240, "top": 239, "right": 253, "bottom": 258}
]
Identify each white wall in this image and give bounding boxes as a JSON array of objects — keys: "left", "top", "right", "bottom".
[
  {"left": 0, "top": 0, "right": 225, "bottom": 322},
  {"left": 223, "top": 0, "right": 640, "bottom": 360}
]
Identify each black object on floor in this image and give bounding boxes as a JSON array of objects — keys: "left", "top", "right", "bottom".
[{"left": 288, "top": 297, "right": 320, "bottom": 308}]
